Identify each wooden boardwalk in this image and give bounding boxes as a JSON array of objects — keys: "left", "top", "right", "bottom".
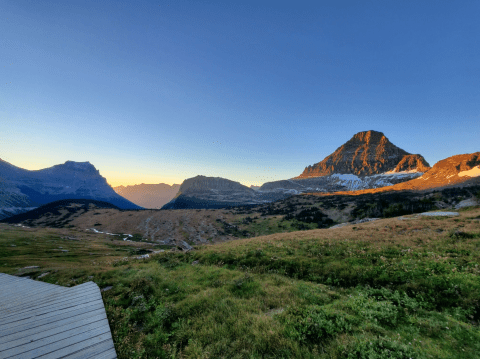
[{"left": 0, "top": 273, "right": 117, "bottom": 358}]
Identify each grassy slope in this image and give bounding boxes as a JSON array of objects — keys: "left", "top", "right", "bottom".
[{"left": 1, "top": 207, "right": 480, "bottom": 358}]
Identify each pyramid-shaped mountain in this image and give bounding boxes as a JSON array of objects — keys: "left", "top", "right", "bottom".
[{"left": 296, "top": 130, "right": 430, "bottom": 178}]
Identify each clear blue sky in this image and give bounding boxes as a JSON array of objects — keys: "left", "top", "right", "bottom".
[{"left": 1, "top": 0, "right": 479, "bottom": 187}]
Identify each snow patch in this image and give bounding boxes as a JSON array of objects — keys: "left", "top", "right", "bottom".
[
  {"left": 384, "top": 169, "right": 420, "bottom": 175},
  {"left": 458, "top": 166, "right": 480, "bottom": 178},
  {"left": 331, "top": 174, "right": 361, "bottom": 181}
]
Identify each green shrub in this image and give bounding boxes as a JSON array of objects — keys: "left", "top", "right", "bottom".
[
  {"left": 345, "top": 292, "right": 399, "bottom": 327},
  {"left": 281, "top": 305, "right": 354, "bottom": 343},
  {"left": 233, "top": 276, "right": 261, "bottom": 298},
  {"left": 346, "top": 337, "right": 421, "bottom": 359}
]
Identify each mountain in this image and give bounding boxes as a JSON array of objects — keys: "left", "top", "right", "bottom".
[
  {"left": 257, "top": 131, "right": 430, "bottom": 196},
  {"left": 161, "top": 131, "right": 433, "bottom": 209},
  {"left": 162, "top": 175, "right": 262, "bottom": 209},
  {"left": 113, "top": 183, "right": 180, "bottom": 209},
  {"left": 317, "top": 152, "right": 480, "bottom": 196},
  {"left": 391, "top": 152, "right": 480, "bottom": 191},
  {"left": 296, "top": 130, "right": 430, "bottom": 178},
  {"left": 0, "top": 159, "right": 142, "bottom": 219}
]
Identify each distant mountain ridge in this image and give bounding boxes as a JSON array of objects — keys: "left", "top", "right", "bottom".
[
  {"left": 296, "top": 130, "right": 430, "bottom": 178},
  {"left": 162, "top": 131, "right": 435, "bottom": 209},
  {"left": 315, "top": 152, "right": 480, "bottom": 196},
  {"left": 162, "top": 176, "right": 260, "bottom": 209},
  {"left": 113, "top": 183, "right": 180, "bottom": 209},
  {"left": 0, "top": 159, "right": 142, "bottom": 219}
]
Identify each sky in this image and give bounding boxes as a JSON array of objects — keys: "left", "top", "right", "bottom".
[{"left": 1, "top": 0, "right": 479, "bottom": 188}]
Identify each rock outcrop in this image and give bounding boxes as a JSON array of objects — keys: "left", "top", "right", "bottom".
[
  {"left": 390, "top": 154, "right": 431, "bottom": 173},
  {"left": 296, "top": 130, "right": 430, "bottom": 178}
]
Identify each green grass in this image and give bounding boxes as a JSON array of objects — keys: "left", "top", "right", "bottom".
[{"left": 1, "top": 207, "right": 480, "bottom": 358}]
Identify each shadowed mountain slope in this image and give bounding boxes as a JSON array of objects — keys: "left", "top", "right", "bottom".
[
  {"left": 0, "top": 159, "right": 142, "bottom": 219},
  {"left": 0, "top": 199, "right": 120, "bottom": 228},
  {"left": 162, "top": 175, "right": 260, "bottom": 209}
]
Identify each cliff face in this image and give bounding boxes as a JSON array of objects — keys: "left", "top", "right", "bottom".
[
  {"left": 390, "top": 154, "right": 431, "bottom": 173},
  {"left": 0, "top": 159, "right": 142, "bottom": 219},
  {"left": 296, "top": 130, "right": 430, "bottom": 178},
  {"left": 178, "top": 176, "right": 255, "bottom": 194}
]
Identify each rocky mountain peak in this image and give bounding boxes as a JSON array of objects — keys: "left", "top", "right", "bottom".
[
  {"left": 295, "top": 131, "right": 429, "bottom": 178},
  {"left": 351, "top": 130, "right": 386, "bottom": 143},
  {"left": 59, "top": 161, "right": 98, "bottom": 172},
  {"left": 390, "top": 154, "right": 431, "bottom": 173}
]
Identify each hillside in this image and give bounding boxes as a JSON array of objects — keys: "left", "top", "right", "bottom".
[
  {"left": 1, "top": 205, "right": 479, "bottom": 358},
  {"left": 0, "top": 199, "right": 120, "bottom": 228},
  {"left": 3, "top": 183, "right": 479, "bottom": 249}
]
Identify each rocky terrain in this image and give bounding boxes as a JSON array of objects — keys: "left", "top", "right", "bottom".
[
  {"left": 0, "top": 159, "right": 142, "bottom": 219},
  {"left": 295, "top": 130, "right": 430, "bottom": 178},
  {"left": 113, "top": 183, "right": 180, "bottom": 209},
  {"left": 316, "top": 152, "right": 480, "bottom": 196},
  {"left": 3, "top": 181, "right": 478, "bottom": 249}
]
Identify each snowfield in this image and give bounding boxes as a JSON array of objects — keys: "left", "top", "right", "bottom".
[{"left": 458, "top": 166, "right": 480, "bottom": 178}]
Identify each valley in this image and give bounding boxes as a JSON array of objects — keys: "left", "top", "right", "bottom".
[{"left": 1, "top": 204, "right": 479, "bottom": 358}]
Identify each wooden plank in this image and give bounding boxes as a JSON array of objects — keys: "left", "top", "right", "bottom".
[
  {"left": 0, "top": 275, "right": 52, "bottom": 288},
  {"left": 0, "top": 308, "right": 105, "bottom": 345},
  {"left": 0, "top": 312, "right": 106, "bottom": 352},
  {"left": 95, "top": 347, "right": 118, "bottom": 359},
  {"left": 12, "top": 328, "right": 111, "bottom": 359},
  {"left": 61, "top": 339, "right": 115, "bottom": 359},
  {"left": 0, "top": 281, "right": 64, "bottom": 302},
  {"left": 0, "top": 273, "right": 117, "bottom": 358},
  {"left": 0, "top": 281, "right": 55, "bottom": 299},
  {"left": 0, "top": 280, "right": 93, "bottom": 303},
  {"left": 0, "top": 300, "right": 104, "bottom": 337},
  {"left": 1, "top": 286, "right": 100, "bottom": 318},
  {"left": 0, "top": 297, "right": 103, "bottom": 331},
  {"left": 0, "top": 276, "right": 76, "bottom": 294},
  {"left": 0, "top": 318, "right": 109, "bottom": 357},
  {"left": 0, "top": 278, "right": 68, "bottom": 297},
  {"left": 0, "top": 275, "right": 29, "bottom": 284},
  {"left": 1, "top": 287, "right": 101, "bottom": 323},
  {"left": 0, "top": 287, "right": 70, "bottom": 314}
]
